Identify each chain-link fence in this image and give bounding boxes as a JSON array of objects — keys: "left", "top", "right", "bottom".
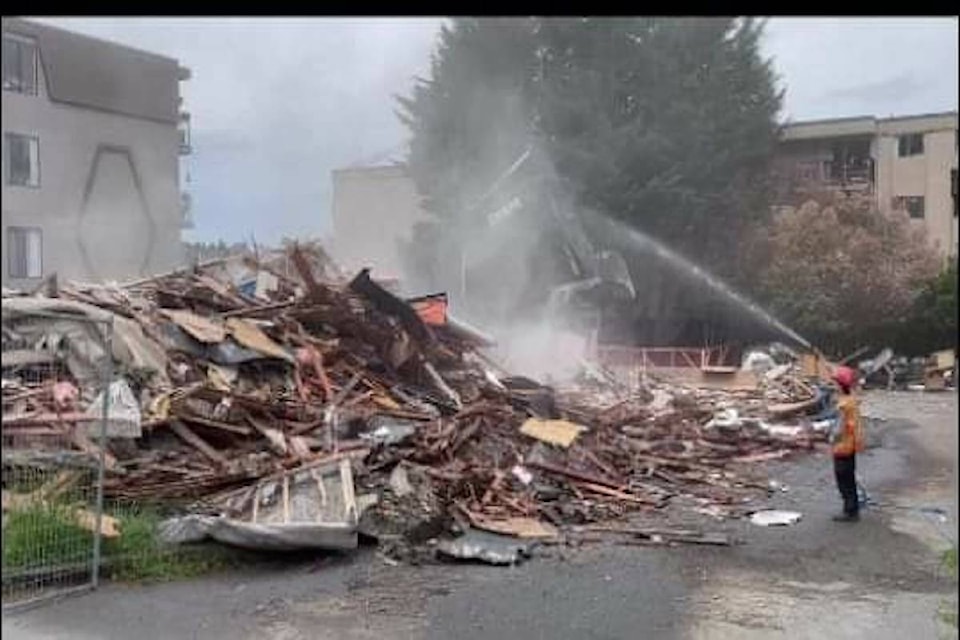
[{"left": 2, "top": 306, "right": 113, "bottom": 608}]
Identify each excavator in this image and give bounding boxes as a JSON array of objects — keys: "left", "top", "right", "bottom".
[{"left": 454, "top": 144, "right": 636, "bottom": 336}]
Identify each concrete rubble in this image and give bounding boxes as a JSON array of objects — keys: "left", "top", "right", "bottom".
[{"left": 2, "top": 242, "right": 835, "bottom": 563}]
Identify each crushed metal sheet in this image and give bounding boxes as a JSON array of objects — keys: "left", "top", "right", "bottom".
[
  {"left": 158, "top": 515, "right": 357, "bottom": 551},
  {"left": 436, "top": 528, "right": 535, "bottom": 565},
  {"left": 161, "top": 457, "right": 359, "bottom": 551}
]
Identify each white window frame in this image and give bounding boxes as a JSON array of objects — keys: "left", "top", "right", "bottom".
[
  {"left": 894, "top": 195, "right": 925, "bottom": 220},
  {"left": 2, "top": 32, "right": 38, "bottom": 96},
  {"left": 897, "top": 133, "right": 924, "bottom": 158},
  {"left": 7, "top": 225, "right": 43, "bottom": 279},
  {"left": 5, "top": 132, "right": 40, "bottom": 187}
]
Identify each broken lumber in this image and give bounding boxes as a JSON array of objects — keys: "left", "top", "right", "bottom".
[{"left": 168, "top": 420, "right": 228, "bottom": 465}]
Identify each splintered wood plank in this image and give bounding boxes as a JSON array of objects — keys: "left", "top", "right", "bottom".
[
  {"left": 178, "top": 414, "right": 253, "bottom": 436},
  {"left": 245, "top": 413, "right": 288, "bottom": 456},
  {"left": 71, "top": 430, "right": 118, "bottom": 471},
  {"left": 340, "top": 458, "right": 357, "bottom": 524},
  {"left": 169, "top": 420, "right": 228, "bottom": 465},
  {"left": 311, "top": 468, "right": 329, "bottom": 520},
  {"left": 160, "top": 308, "right": 227, "bottom": 343},
  {"left": 289, "top": 436, "right": 312, "bottom": 460}
]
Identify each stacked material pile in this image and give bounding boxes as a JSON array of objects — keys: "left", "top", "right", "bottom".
[{"left": 2, "top": 243, "right": 827, "bottom": 558}]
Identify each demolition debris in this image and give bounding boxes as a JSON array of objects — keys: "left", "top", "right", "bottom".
[{"left": 2, "top": 243, "right": 834, "bottom": 564}]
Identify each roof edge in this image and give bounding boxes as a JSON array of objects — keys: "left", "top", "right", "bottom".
[
  {"left": 781, "top": 115, "right": 876, "bottom": 128},
  {"left": 5, "top": 17, "right": 180, "bottom": 66},
  {"left": 782, "top": 110, "right": 958, "bottom": 130}
]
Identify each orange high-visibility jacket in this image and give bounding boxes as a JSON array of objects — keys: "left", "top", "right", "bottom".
[{"left": 833, "top": 393, "right": 865, "bottom": 457}]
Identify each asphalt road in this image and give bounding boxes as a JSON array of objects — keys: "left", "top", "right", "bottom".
[{"left": 4, "top": 390, "right": 957, "bottom": 640}]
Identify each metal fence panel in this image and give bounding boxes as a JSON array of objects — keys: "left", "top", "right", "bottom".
[{"left": 2, "top": 310, "right": 112, "bottom": 608}]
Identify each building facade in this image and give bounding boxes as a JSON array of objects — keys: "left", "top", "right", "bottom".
[
  {"left": 330, "top": 163, "right": 428, "bottom": 279},
  {"left": 1, "top": 18, "right": 191, "bottom": 289},
  {"left": 774, "top": 111, "right": 958, "bottom": 259}
]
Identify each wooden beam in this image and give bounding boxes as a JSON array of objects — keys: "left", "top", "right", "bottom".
[
  {"left": 169, "top": 420, "right": 228, "bottom": 465},
  {"left": 70, "top": 430, "right": 118, "bottom": 471},
  {"left": 177, "top": 414, "right": 253, "bottom": 436}
]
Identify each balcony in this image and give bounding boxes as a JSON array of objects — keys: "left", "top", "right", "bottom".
[
  {"left": 178, "top": 112, "right": 192, "bottom": 156},
  {"left": 788, "top": 159, "right": 874, "bottom": 195},
  {"left": 822, "top": 162, "right": 873, "bottom": 190},
  {"left": 180, "top": 192, "right": 194, "bottom": 229}
]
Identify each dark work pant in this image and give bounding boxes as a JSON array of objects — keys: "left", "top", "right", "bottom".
[{"left": 833, "top": 454, "right": 858, "bottom": 516}]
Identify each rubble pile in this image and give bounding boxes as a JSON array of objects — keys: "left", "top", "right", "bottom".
[{"left": 2, "top": 244, "right": 828, "bottom": 559}]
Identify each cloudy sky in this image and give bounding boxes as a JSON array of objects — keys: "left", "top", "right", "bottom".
[{"left": 33, "top": 17, "right": 959, "bottom": 244}]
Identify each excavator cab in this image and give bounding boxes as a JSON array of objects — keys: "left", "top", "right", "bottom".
[{"left": 460, "top": 144, "right": 636, "bottom": 332}]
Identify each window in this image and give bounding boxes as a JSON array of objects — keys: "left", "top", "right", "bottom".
[
  {"left": 894, "top": 195, "right": 925, "bottom": 219},
  {"left": 952, "top": 169, "right": 957, "bottom": 218},
  {"left": 5, "top": 133, "right": 40, "bottom": 187},
  {"left": 2, "top": 33, "right": 37, "bottom": 95},
  {"left": 7, "top": 226, "right": 42, "bottom": 279},
  {"left": 898, "top": 133, "right": 924, "bottom": 157}
]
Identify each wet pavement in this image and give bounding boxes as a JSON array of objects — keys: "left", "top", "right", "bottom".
[{"left": 3, "top": 390, "right": 957, "bottom": 639}]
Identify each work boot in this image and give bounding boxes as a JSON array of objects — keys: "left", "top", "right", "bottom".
[{"left": 832, "top": 512, "right": 860, "bottom": 522}]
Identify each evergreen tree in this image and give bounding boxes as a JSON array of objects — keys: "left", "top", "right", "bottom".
[{"left": 398, "top": 18, "right": 782, "bottom": 322}]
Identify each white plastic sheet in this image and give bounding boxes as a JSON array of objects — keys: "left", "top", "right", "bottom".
[
  {"left": 83, "top": 378, "right": 141, "bottom": 438},
  {"left": 749, "top": 510, "right": 803, "bottom": 527}
]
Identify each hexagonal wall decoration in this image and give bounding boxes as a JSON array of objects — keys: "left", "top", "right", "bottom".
[{"left": 77, "top": 145, "right": 156, "bottom": 282}]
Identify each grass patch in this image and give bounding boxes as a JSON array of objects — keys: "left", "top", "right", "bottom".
[
  {"left": 939, "top": 546, "right": 958, "bottom": 630},
  {"left": 941, "top": 606, "right": 958, "bottom": 630},
  {"left": 103, "top": 508, "right": 239, "bottom": 582},
  {"left": 3, "top": 501, "right": 243, "bottom": 584},
  {"left": 2, "top": 504, "right": 92, "bottom": 570},
  {"left": 942, "top": 546, "right": 957, "bottom": 578}
]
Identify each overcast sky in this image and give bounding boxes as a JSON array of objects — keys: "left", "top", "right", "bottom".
[{"left": 32, "top": 17, "right": 959, "bottom": 244}]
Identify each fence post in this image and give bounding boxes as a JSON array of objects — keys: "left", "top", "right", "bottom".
[{"left": 91, "top": 318, "right": 113, "bottom": 590}]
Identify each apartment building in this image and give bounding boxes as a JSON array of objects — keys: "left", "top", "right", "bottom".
[
  {"left": 1, "top": 18, "right": 192, "bottom": 288},
  {"left": 331, "top": 159, "right": 428, "bottom": 280},
  {"left": 774, "top": 111, "right": 958, "bottom": 259}
]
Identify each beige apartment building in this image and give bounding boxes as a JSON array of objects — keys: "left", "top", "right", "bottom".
[
  {"left": 331, "top": 110, "right": 958, "bottom": 286},
  {"left": 331, "top": 161, "right": 428, "bottom": 279},
  {"left": 1, "top": 18, "right": 192, "bottom": 289},
  {"left": 774, "top": 111, "right": 958, "bottom": 259}
]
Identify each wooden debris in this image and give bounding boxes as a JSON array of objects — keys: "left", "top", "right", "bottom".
[
  {"left": 168, "top": 421, "right": 228, "bottom": 465},
  {"left": 468, "top": 514, "right": 559, "bottom": 539},
  {"left": 2, "top": 242, "right": 828, "bottom": 558},
  {"left": 160, "top": 308, "right": 226, "bottom": 343},
  {"left": 70, "top": 430, "right": 119, "bottom": 471},
  {"left": 519, "top": 418, "right": 586, "bottom": 448},
  {"left": 226, "top": 317, "right": 292, "bottom": 362}
]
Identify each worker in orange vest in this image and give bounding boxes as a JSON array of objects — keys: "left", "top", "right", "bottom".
[{"left": 830, "top": 365, "right": 865, "bottom": 522}]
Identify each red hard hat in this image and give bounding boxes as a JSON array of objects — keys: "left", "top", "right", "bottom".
[{"left": 832, "top": 365, "right": 856, "bottom": 389}]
